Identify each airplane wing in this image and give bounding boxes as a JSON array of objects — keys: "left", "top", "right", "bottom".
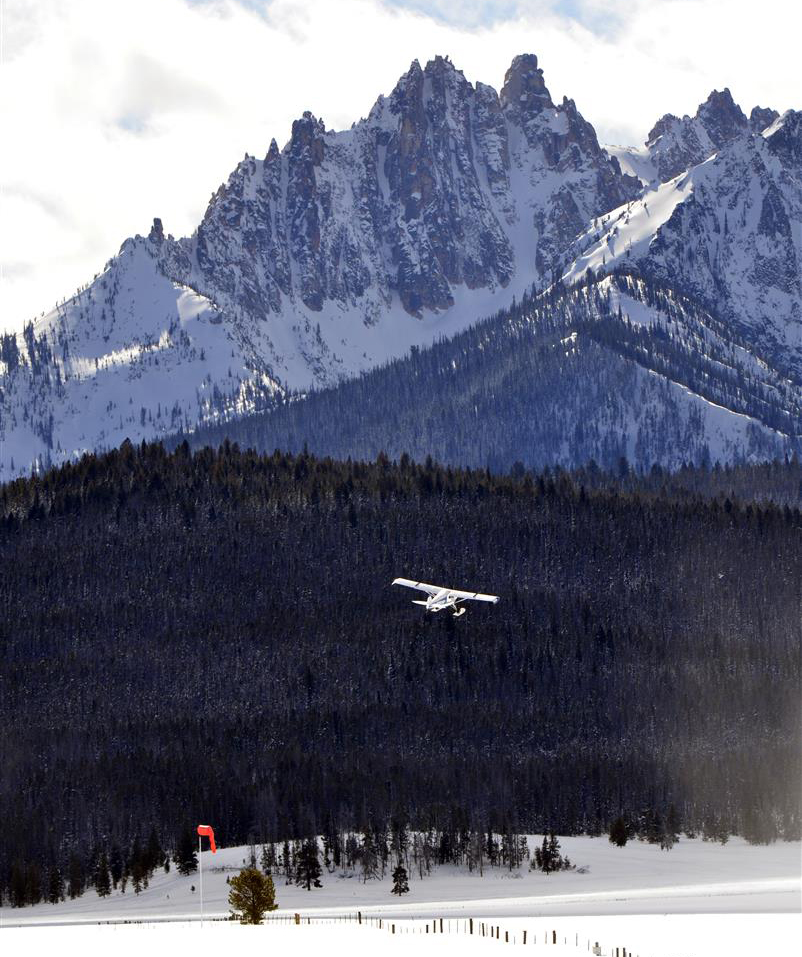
[
  {"left": 392, "top": 579, "right": 499, "bottom": 603},
  {"left": 392, "top": 578, "right": 442, "bottom": 596},
  {"left": 448, "top": 588, "right": 499, "bottom": 604}
]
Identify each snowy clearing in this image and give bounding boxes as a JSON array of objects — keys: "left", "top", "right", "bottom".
[
  {"left": 3, "top": 837, "right": 799, "bottom": 956},
  {"left": 5, "top": 837, "right": 798, "bottom": 926}
]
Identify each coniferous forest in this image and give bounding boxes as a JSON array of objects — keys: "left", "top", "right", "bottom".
[{"left": 0, "top": 441, "right": 799, "bottom": 906}]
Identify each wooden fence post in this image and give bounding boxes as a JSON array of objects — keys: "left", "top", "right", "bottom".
[
  {"left": 358, "top": 911, "right": 362, "bottom": 925},
  {"left": 523, "top": 930, "right": 527, "bottom": 945},
  {"left": 470, "top": 918, "right": 474, "bottom": 935},
  {"left": 553, "top": 930, "right": 557, "bottom": 945}
]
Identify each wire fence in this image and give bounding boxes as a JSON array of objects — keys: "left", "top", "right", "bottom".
[{"left": 257, "top": 910, "right": 642, "bottom": 956}]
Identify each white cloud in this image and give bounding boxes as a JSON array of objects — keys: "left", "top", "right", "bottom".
[{"left": 1, "top": 0, "right": 799, "bottom": 331}]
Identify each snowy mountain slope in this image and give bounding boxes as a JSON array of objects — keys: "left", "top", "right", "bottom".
[
  {"left": 182, "top": 273, "right": 801, "bottom": 473},
  {"left": 565, "top": 109, "right": 802, "bottom": 376},
  {"left": 0, "top": 232, "right": 280, "bottom": 475},
  {"left": 604, "top": 145, "right": 657, "bottom": 188}
]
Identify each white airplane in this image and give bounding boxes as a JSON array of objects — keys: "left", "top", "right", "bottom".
[{"left": 392, "top": 578, "right": 500, "bottom": 618}]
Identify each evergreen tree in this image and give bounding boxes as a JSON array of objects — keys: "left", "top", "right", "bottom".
[
  {"left": 109, "top": 845, "right": 123, "bottom": 888},
  {"left": 67, "top": 855, "right": 84, "bottom": 900},
  {"left": 96, "top": 853, "right": 112, "bottom": 897},
  {"left": 128, "top": 837, "right": 143, "bottom": 885},
  {"left": 540, "top": 835, "right": 555, "bottom": 874},
  {"left": 10, "top": 863, "right": 26, "bottom": 907},
  {"left": 548, "top": 833, "right": 562, "bottom": 872},
  {"left": 280, "top": 840, "right": 292, "bottom": 882},
  {"left": 486, "top": 832, "right": 498, "bottom": 867},
  {"left": 145, "top": 828, "right": 164, "bottom": 875},
  {"left": 174, "top": 828, "right": 198, "bottom": 875},
  {"left": 295, "top": 839, "right": 322, "bottom": 890},
  {"left": 533, "top": 833, "right": 564, "bottom": 874},
  {"left": 666, "top": 804, "right": 681, "bottom": 842},
  {"left": 47, "top": 865, "right": 64, "bottom": 904},
  {"left": 391, "top": 862, "right": 409, "bottom": 895},
  {"left": 390, "top": 812, "right": 409, "bottom": 865},
  {"left": 228, "top": 867, "right": 278, "bottom": 924},
  {"left": 609, "top": 816, "right": 628, "bottom": 847},
  {"left": 25, "top": 863, "right": 42, "bottom": 905},
  {"left": 360, "top": 828, "right": 379, "bottom": 882},
  {"left": 131, "top": 859, "right": 144, "bottom": 895}
]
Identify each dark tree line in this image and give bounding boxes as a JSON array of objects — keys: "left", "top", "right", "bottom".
[{"left": 0, "top": 442, "right": 799, "bottom": 906}]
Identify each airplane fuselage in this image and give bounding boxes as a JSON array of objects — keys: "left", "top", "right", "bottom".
[{"left": 413, "top": 590, "right": 466, "bottom": 616}]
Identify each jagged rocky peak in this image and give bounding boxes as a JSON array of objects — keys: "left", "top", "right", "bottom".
[
  {"left": 289, "top": 111, "right": 326, "bottom": 162},
  {"left": 265, "top": 137, "right": 280, "bottom": 163},
  {"left": 121, "top": 51, "right": 640, "bottom": 327},
  {"left": 148, "top": 217, "right": 165, "bottom": 245},
  {"left": 500, "top": 53, "right": 553, "bottom": 114},
  {"left": 646, "top": 88, "right": 751, "bottom": 182},
  {"left": 695, "top": 88, "right": 747, "bottom": 144},
  {"left": 749, "top": 105, "right": 779, "bottom": 132}
]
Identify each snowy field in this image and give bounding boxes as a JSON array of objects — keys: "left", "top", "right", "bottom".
[
  {"left": 2, "top": 913, "right": 800, "bottom": 957},
  {"left": 2, "top": 836, "right": 799, "bottom": 955}
]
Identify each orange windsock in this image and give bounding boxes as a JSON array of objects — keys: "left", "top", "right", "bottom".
[{"left": 197, "top": 824, "right": 217, "bottom": 853}]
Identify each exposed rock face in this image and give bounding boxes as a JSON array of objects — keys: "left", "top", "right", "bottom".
[
  {"left": 566, "top": 107, "right": 802, "bottom": 376},
  {"left": 750, "top": 105, "right": 780, "bottom": 132},
  {"left": 168, "top": 53, "right": 638, "bottom": 324}
]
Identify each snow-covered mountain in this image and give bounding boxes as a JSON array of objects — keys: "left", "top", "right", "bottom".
[
  {"left": 1, "top": 53, "right": 645, "bottom": 476},
  {"left": 570, "top": 110, "right": 802, "bottom": 376},
  {"left": 0, "top": 54, "right": 799, "bottom": 477}
]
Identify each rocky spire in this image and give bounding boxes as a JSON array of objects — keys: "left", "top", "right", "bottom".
[
  {"left": 148, "top": 217, "right": 164, "bottom": 245},
  {"left": 750, "top": 105, "right": 779, "bottom": 132},
  {"left": 500, "top": 53, "right": 554, "bottom": 115},
  {"left": 695, "top": 88, "right": 747, "bottom": 147},
  {"left": 265, "top": 138, "right": 280, "bottom": 163}
]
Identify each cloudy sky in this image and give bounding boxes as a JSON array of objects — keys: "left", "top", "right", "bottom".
[{"left": 1, "top": 0, "right": 799, "bottom": 331}]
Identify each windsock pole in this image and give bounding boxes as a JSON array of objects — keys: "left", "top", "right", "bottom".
[{"left": 196, "top": 825, "right": 216, "bottom": 928}]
